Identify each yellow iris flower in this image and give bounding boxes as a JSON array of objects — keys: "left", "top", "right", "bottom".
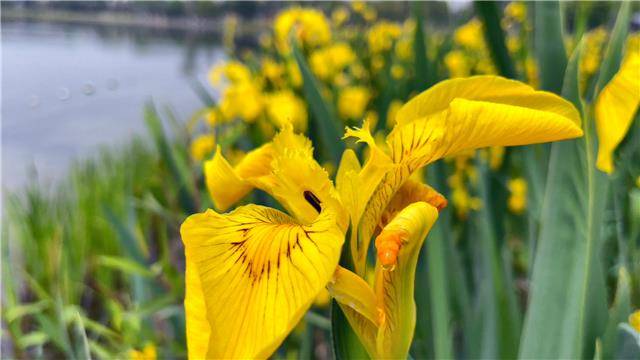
[
  {"left": 181, "top": 76, "right": 582, "bottom": 359},
  {"left": 594, "top": 35, "right": 640, "bottom": 174}
]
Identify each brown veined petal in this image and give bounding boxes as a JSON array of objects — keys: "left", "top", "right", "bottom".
[
  {"left": 181, "top": 204, "right": 344, "bottom": 359},
  {"left": 204, "top": 144, "right": 274, "bottom": 211},
  {"left": 373, "top": 201, "right": 439, "bottom": 359},
  {"left": 595, "top": 44, "right": 640, "bottom": 174}
]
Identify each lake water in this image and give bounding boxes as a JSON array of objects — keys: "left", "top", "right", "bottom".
[{"left": 2, "top": 21, "right": 226, "bottom": 190}]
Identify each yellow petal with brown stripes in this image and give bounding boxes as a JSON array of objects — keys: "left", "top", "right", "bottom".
[{"left": 181, "top": 205, "right": 344, "bottom": 359}]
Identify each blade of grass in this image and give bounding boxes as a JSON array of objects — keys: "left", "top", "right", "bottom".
[
  {"left": 474, "top": 1, "right": 517, "bottom": 79},
  {"left": 532, "top": 1, "right": 567, "bottom": 94},
  {"left": 292, "top": 45, "right": 344, "bottom": 164}
]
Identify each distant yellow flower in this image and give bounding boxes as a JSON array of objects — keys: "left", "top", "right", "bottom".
[
  {"left": 395, "top": 38, "right": 413, "bottom": 60},
  {"left": 445, "top": 50, "right": 470, "bottom": 78},
  {"left": 505, "top": 2, "right": 527, "bottom": 23},
  {"left": 507, "top": 177, "right": 528, "bottom": 214},
  {"left": 310, "top": 43, "right": 356, "bottom": 81},
  {"left": 128, "top": 344, "right": 156, "bottom": 360},
  {"left": 262, "top": 58, "right": 285, "bottom": 85},
  {"left": 594, "top": 34, "right": 640, "bottom": 173},
  {"left": 190, "top": 135, "right": 216, "bottom": 162},
  {"left": 331, "top": 6, "right": 349, "bottom": 27},
  {"left": 219, "top": 82, "right": 264, "bottom": 122},
  {"left": 454, "top": 19, "right": 485, "bottom": 50},
  {"left": 391, "top": 64, "right": 405, "bottom": 79},
  {"left": 208, "top": 61, "right": 252, "bottom": 87},
  {"left": 363, "top": 8, "right": 377, "bottom": 22},
  {"left": 338, "top": 86, "right": 371, "bottom": 120},
  {"left": 351, "top": 1, "right": 366, "bottom": 13},
  {"left": 205, "top": 109, "right": 218, "bottom": 127},
  {"left": 368, "top": 21, "right": 402, "bottom": 53},
  {"left": 274, "top": 7, "right": 331, "bottom": 53},
  {"left": 580, "top": 27, "right": 608, "bottom": 80},
  {"left": 266, "top": 91, "right": 308, "bottom": 131},
  {"left": 629, "top": 310, "right": 640, "bottom": 332}
]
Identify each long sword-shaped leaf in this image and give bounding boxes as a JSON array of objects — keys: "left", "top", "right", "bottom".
[
  {"left": 519, "top": 39, "right": 609, "bottom": 359},
  {"left": 532, "top": 1, "right": 567, "bottom": 94},
  {"left": 292, "top": 45, "right": 344, "bottom": 164},
  {"left": 474, "top": 1, "right": 517, "bottom": 79},
  {"left": 412, "top": 3, "right": 432, "bottom": 92},
  {"left": 595, "top": 1, "right": 631, "bottom": 93},
  {"left": 144, "top": 104, "right": 196, "bottom": 213}
]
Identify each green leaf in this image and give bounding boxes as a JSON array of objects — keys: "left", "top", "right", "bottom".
[
  {"left": 532, "top": 1, "right": 568, "bottom": 94},
  {"left": 474, "top": 163, "right": 521, "bottom": 359},
  {"left": 415, "top": 167, "right": 454, "bottom": 359},
  {"left": 17, "top": 331, "right": 50, "bottom": 349},
  {"left": 412, "top": 4, "right": 432, "bottom": 92},
  {"left": 144, "top": 104, "right": 196, "bottom": 213},
  {"left": 330, "top": 301, "right": 370, "bottom": 360},
  {"left": 519, "top": 39, "right": 609, "bottom": 359},
  {"left": 615, "top": 324, "right": 640, "bottom": 358},
  {"left": 474, "top": 1, "right": 517, "bottom": 78},
  {"left": 4, "top": 300, "right": 51, "bottom": 323},
  {"left": 292, "top": 45, "right": 344, "bottom": 164},
  {"left": 595, "top": 1, "right": 631, "bottom": 94},
  {"left": 600, "top": 267, "right": 632, "bottom": 359},
  {"left": 96, "top": 256, "right": 155, "bottom": 278}
]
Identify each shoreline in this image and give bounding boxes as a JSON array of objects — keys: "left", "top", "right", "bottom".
[{"left": 1, "top": 9, "right": 270, "bottom": 35}]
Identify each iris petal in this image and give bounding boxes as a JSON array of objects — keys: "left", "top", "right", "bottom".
[
  {"left": 181, "top": 204, "right": 344, "bottom": 358},
  {"left": 595, "top": 45, "right": 640, "bottom": 173}
]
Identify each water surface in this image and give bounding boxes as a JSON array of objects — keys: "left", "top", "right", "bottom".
[{"left": 2, "top": 21, "right": 225, "bottom": 190}]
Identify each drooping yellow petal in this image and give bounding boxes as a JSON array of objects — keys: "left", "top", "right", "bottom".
[
  {"left": 184, "top": 259, "right": 210, "bottom": 359},
  {"left": 353, "top": 77, "right": 583, "bottom": 273},
  {"left": 181, "top": 204, "right": 344, "bottom": 359},
  {"left": 595, "top": 46, "right": 640, "bottom": 174},
  {"left": 204, "top": 144, "right": 274, "bottom": 211},
  {"left": 373, "top": 201, "right": 439, "bottom": 359},
  {"left": 394, "top": 75, "right": 582, "bottom": 128}
]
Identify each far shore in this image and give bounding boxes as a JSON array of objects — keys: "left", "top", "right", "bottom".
[{"left": 1, "top": 8, "right": 271, "bottom": 35}]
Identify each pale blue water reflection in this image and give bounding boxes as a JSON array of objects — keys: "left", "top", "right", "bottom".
[{"left": 2, "top": 21, "right": 225, "bottom": 189}]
